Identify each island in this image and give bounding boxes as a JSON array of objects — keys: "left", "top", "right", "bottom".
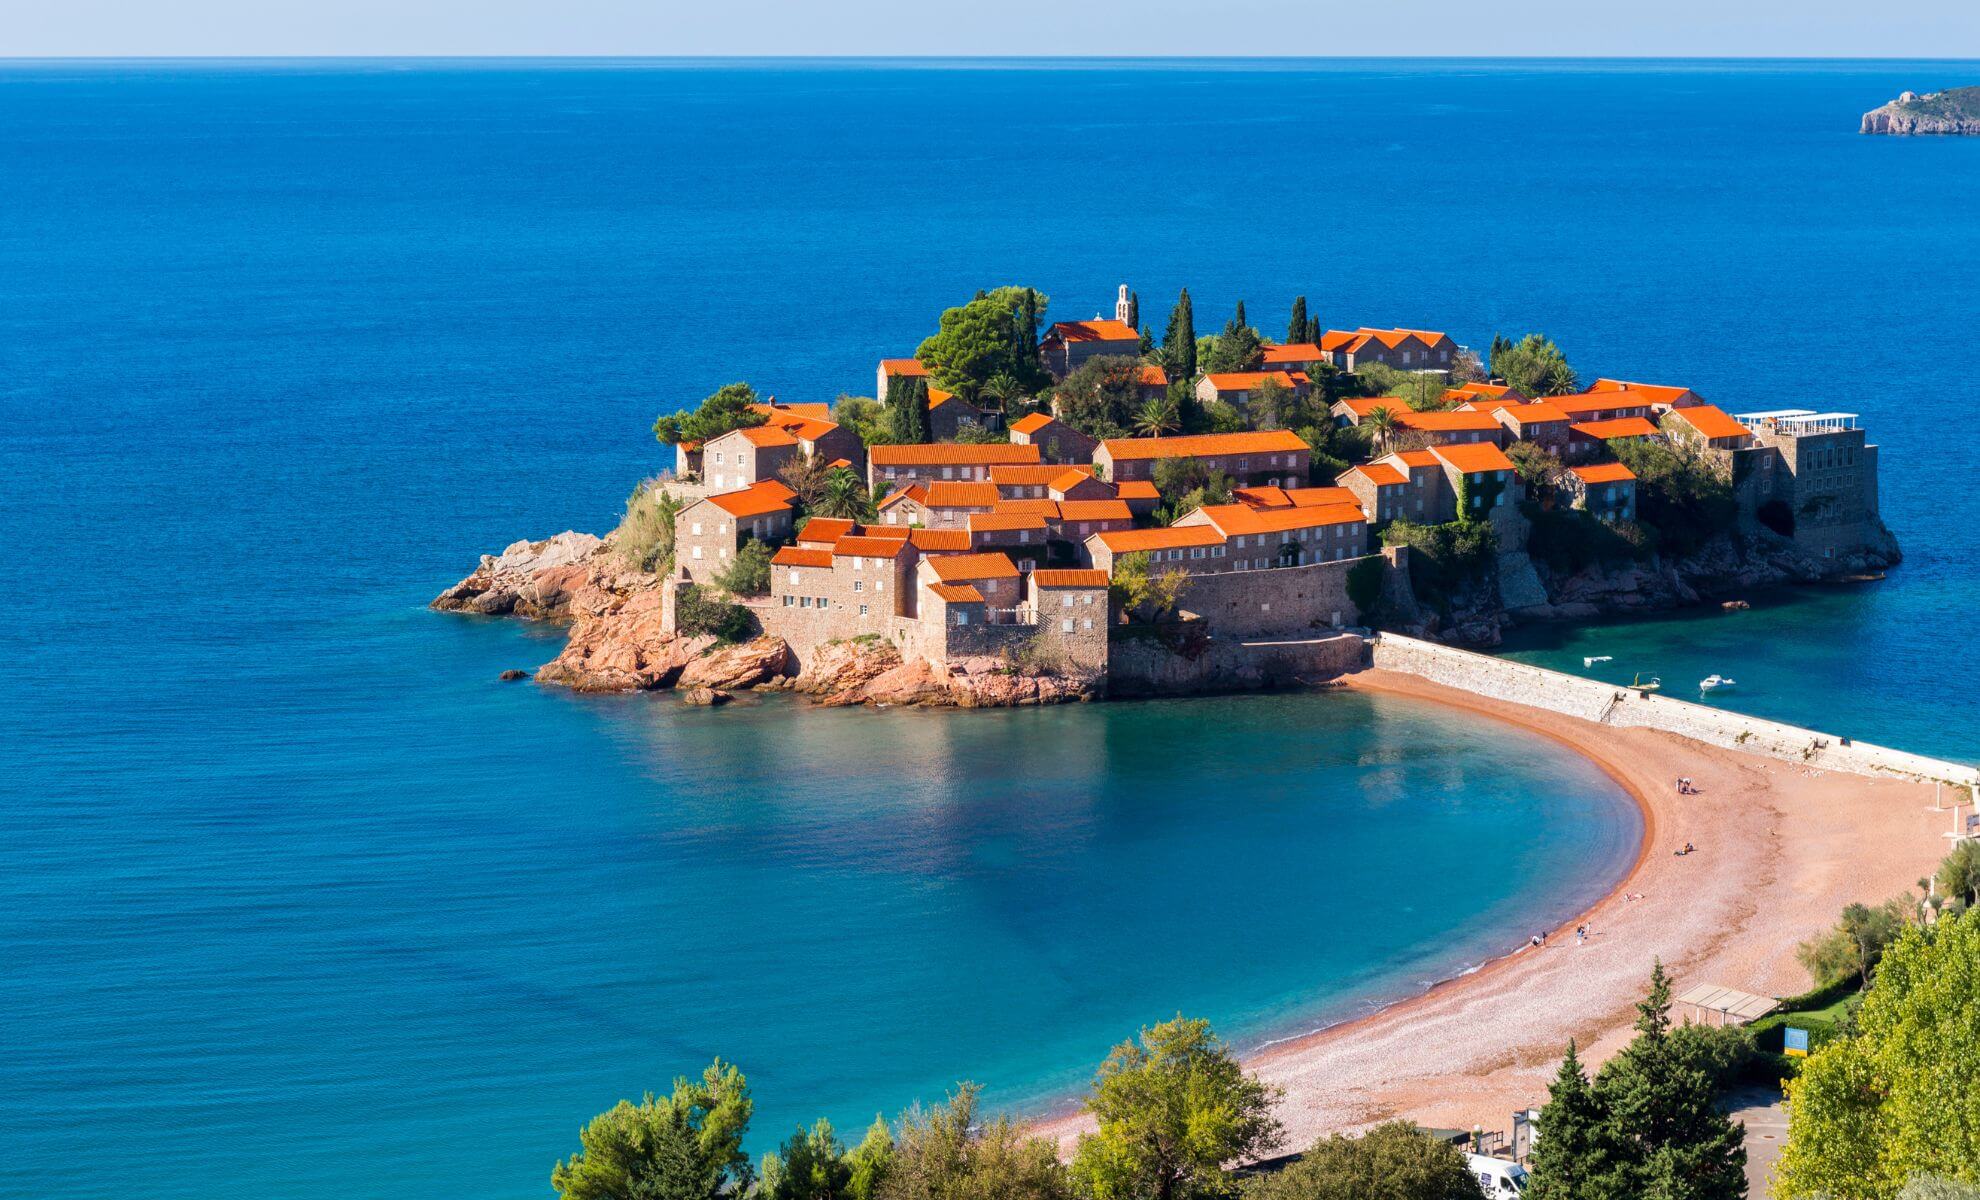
[
  {"left": 436, "top": 284, "right": 1900, "bottom": 707},
  {"left": 1862, "top": 86, "right": 1980, "bottom": 134}
]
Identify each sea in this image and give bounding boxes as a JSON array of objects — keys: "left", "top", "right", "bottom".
[{"left": 3, "top": 58, "right": 1976, "bottom": 1200}]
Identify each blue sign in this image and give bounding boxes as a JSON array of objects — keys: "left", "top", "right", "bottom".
[{"left": 1784, "top": 1027, "right": 1810, "bottom": 1057}]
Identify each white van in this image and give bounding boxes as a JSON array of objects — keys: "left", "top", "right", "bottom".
[{"left": 1466, "top": 1153, "right": 1530, "bottom": 1196}]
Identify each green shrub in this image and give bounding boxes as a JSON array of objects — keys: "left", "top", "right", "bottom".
[
  {"left": 713, "top": 538, "right": 772, "bottom": 597},
  {"left": 614, "top": 478, "right": 682, "bottom": 573},
  {"left": 1345, "top": 555, "right": 1385, "bottom": 624},
  {"left": 1610, "top": 436, "right": 1736, "bottom": 557},
  {"left": 1526, "top": 506, "right": 1650, "bottom": 572},
  {"left": 1381, "top": 519, "right": 1496, "bottom": 608},
  {"left": 677, "top": 584, "right": 754, "bottom": 643}
]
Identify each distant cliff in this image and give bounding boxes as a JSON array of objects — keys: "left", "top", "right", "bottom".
[{"left": 1862, "top": 87, "right": 1980, "bottom": 135}]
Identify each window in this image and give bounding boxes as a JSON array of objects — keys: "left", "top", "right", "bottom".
[
  {"left": 859, "top": 604, "right": 869, "bottom": 616},
  {"left": 817, "top": 598, "right": 829, "bottom": 609},
  {"left": 800, "top": 596, "right": 812, "bottom": 608},
  {"left": 1081, "top": 618, "right": 1093, "bottom": 630},
  {"left": 942, "top": 466, "right": 954, "bottom": 479},
  {"left": 1212, "top": 545, "right": 1225, "bottom": 557},
  {"left": 875, "top": 580, "right": 884, "bottom": 592},
  {"left": 852, "top": 556, "right": 862, "bottom": 570},
  {"left": 853, "top": 580, "right": 864, "bottom": 592},
  {"left": 691, "top": 546, "right": 703, "bottom": 559},
  {"left": 1062, "top": 618, "right": 1074, "bottom": 632},
  {"left": 1061, "top": 595, "right": 1073, "bottom": 608},
  {"left": 1080, "top": 594, "right": 1093, "bottom": 606},
  {"left": 713, "top": 452, "right": 724, "bottom": 464},
  {"left": 690, "top": 523, "right": 703, "bottom": 535},
  {"left": 1168, "top": 549, "right": 1183, "bottom": 561},
  {"left": 954, "top": 611, "right": 969, "bottom": 626},
  {"left": 782, "top": 595, "right": 793, "bottom": 607}
]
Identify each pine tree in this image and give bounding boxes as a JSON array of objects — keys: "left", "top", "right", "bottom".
[
  {"left": 1164, "top": 288, "right": 1197, "bottom": 381},
  {"left": 1527, "top": 1041, "right": 1610, "bottom": 1200},
  {"left": 888, "top": 375, "right": 929, "bottom": 444},
  {"left": 1594, "top": 962, "right": 1747, "bottom": 1200},
  {"left": 1288, "top": 296, "right": 1308, "bottom": 345}
]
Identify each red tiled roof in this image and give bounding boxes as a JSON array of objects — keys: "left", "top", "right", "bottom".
[
  {"left": 1396, "top": 410, "right": 1502, "bottom": 432},
  {"left": 1431, "top": 442, "right": 1517, "bottom": 475},
  {"left": 925, "top": 552, "right": 1021, "bottom": 581},
  {"left": 1009, "top": 413, "right": 1057, "bottom": 435},
  {"left": 1050, "top": 468, "right": 1100, "bottom": 493},
  {"left": 772, "top": 546, "right": 834, "bottom": 567},
  {"left": 968, "top": 512, "right": 1049, "bottom": 533},
  {"left": 1287, "top": 486, "right": 1356, "bottom": 507},
  {"left": 923, "top": 481, "right": 1001, "bottom": 508},
  {"left": 1203, "top": 370, "right": 1306, "bottom": 392},
  {"left": 927, "top": 583, "right": 986, "bottom": 604},
  {"left": 1099, "top": 429, "right": 1309, "bottom": 461},
  {"left": 1668, "top": 404, "right": 1750, "bottom": 441},
  {"left": 1448, "top": 382, "right": 1522, "bottom": 402},
  {"left": 704, "top": 480, "right": 797, "bottom": 518},
  {"left": 1047, "top": 319, "right": 1139, "bottom": 343},
  {"left": 870, "top": 443, "right": 1041, "bottom": 467},
  {"left": 1392, "top": 450, "right": 1441, "bottom": 469},
  {"left": 1345, "top": 462, "right": 1408, "bottom": 487},
  {"left": 1056, "top": 499, "right": 1132, "bottom": 521},
  {"left": 1138, "top": 364, "right": 1170, "bottom": 387},
  {"left": 1262, "top": 343, "right": 1324, "bottom": 364},
  {"left": 1322, "top": 327, "right": 1448, "bottom": 352},
  {"left": 880, "top": 358, "right": 930, "bottom": 377},
  {"left": 1115, "top": 480, "right": 1161, "bottom": 500},
  {"left": 1589, "top": 378, "right": 1694, "bottom": 405},
  {"left": 1572, "top": 463, "right": 1638, "bottom": 484},
  {"left": 1090, "top": 525, "right": 1225, "bottom": 553},
  {"left": 856, "top": 524, "right": 911, "bottom": 540},
  {"left": 1233, "top": 486, "right": 1291, "bottom": 509},
  {"left": 1571, "top": 417, "right": 1661, "bottom": 440},
  {"left": 797, "top": 518, "right": 856, "bottom": 544},
  {"left": 1032, "top": 569, "right": 1110, "bottom": 588},
  {"left": 990, "top": 464, "right": 1085, "bottom": 486},
  {"left": 1334, "top": 396, "right": 1408, "bottom": 418},
  {"left": 833, "top": 535, "right": 910, "bottom": 559},
  {"left": 1495, "top": 402, "right": 1570, "bottom": 426},
  {"left": 992, "top": 498, "right": 1061, "bottom": 516},
  {"left": 877, "top": 483, "right": 926, "bottom": 510},
  {"left": 727, "top": 425, "right": 800, "bottom": 448},
  {"left": 907, "top": 528, "right": 971, "bottom": 552},
  {"left": 1553, "top": 392, "right": 1656, "bottom": 417},
  {"left": 1186, "top": 501, "right": 1366, "bottom": 537}
]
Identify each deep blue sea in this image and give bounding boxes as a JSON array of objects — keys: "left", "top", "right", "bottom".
[{"left": 3, "top": 59, "right": 1976, "bottom": 1200}]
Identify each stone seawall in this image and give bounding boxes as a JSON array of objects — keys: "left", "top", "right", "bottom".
[
  {"left": 1111, "top": 632, "right": 1368, "bottom": 697},
  {"left": 1368, "top": 633, "right": 1979, "bottom": 787}
]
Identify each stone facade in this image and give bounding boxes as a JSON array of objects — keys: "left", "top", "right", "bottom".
[
  {"left": 1734, "top": 419, "right": 1884, "bottom": 558},
  {"left": 675, "top": 497, "right": 793, "bottom": 584},
  {"left": 700, "top": 427, "right": 798, "bottom": 492},
  {"left": 1172, "top": 554, "right": 1374, "bottom": 638}
]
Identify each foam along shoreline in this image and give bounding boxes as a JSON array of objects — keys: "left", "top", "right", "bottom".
[{"left": 1036, "top": 667, "right": 1950, "bottom": 1151}]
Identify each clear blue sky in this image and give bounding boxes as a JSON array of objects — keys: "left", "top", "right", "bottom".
[{"left": 2, "top": 0, "right": 1977, "bottom": 58}]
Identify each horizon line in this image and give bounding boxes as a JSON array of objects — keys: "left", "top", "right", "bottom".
[{"left": 2, "top": 53, "right": 1978, "bottom": 63}]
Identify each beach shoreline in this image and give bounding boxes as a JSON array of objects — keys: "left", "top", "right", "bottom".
[{"left": 1036, "top": 667, "right": 1946, "bottom": 1150}]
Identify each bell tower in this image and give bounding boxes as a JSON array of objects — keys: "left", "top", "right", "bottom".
[{"left": 1115, "top": 284, "right": 1131, "bottom": 325}]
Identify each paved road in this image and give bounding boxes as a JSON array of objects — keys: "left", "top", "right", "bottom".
[{"left": 1725, "top": 1086, "right": 1790, "bottom": 1199}]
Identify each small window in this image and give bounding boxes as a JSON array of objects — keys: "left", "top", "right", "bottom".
[
  {"left": 1081, "top": 618, "right": 1093, "bottom": 630},
  {"left": 1061, "top": 595, "right": 1073, "bottom": 608},
  {"left": 782, "top": 595, "right": 793, "bottom": 607},
  {"left": 800, "top": 596, "right": 812, "bottom": 608},
  {"left": 853, "top": 580, "right": 864, "bottom": 592},
  {"left": 691, "top": 546, "right": 703, "bottom": 559},
  {"left": 859, "top": 604, "right": 869, "bottom": 616},
  {"left": 691, "top": 523, "right": 703, "bottom": 535},
  {"left": 818, "top": 598, "right": 829, "bottom": 609},
  {"left": 954, "top": 611, "right": 969, "bottom": 626},
  {"left": 1062, "top": 618, "right": 1074, "bottom": 632}
]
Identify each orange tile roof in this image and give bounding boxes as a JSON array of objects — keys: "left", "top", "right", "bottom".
[
  {"left": 1431, "top": 442, "right": 1517, "bottom": 475},
  {"left": 1138, "top": 364, "right": 1170, "bottom": 387},
  {"left": 968, "top": 512, "right": 1050, "bottom": 533},
  {"left": 1287, "top": 486, "right": 1356, "bottom": 507},
  {"left": 1262, "top": 343, "right": 1324, "bottom": 364},
  {"left": 877, "top": 483, "right": 926, "bottom": 510},
  {"left": 1454, "top": 396, "right": 1520, "bottom": 413},
  {"left": 1668, "top": 404, "right": 1751, "bottom": 441},
  {"left": 1056, "top": 499, "right": 1132, "bottom": 521},
  {"left": 858, "top": 524, "right": 911, "bottom": 540},
  {"left": 1048, "top": 318, "right": 1139, "bottom": 343},
  {"left": 907, "top": 528, "right": 971, "bottom": 552},
  {"left": 1552, "top": 392, "right": 1656, "bottom": 417},
  {"left": 1589, "top": 378, "right": 1694, "bottom": 405},
  {"left": 731, "top": 425, "right": 800, "bottom": 448},
  {"left": 833, "top": 535, "right": 910, "bottom": 559},
  {"left": 1099, "top": 429, "right": 1309, "bottom": 461},
  {"left": 1448, "top": 382, "right": 1521, "bottom": 402},
  {"left": 1571, "top": 417, "right": 1661, "bottom": 440},
  {"left": 1495, "top": 402, "right": 1569, "bottom": 425},
  {"left": 1050, "top": 468, "right": 1101, "bottom": 492},
  {"left": 925, "top": 552, "right": 1021, "bottom": 581},
  {"left": 1009, "top": 412, "right": 1057, "bottom": 435},
  {"left": 1032, "top": 569, "right": 1110, "bottom": 588},
  {"left": 1091, "top": 525, "right": 1225, "bottom": 553},
  {"left": 992, "top": 498, "right": 1061, "bottom": 516},
  {"left": 1233, "top": 486, "right": 1291, "bottom": 509},
  {"left": 1335, "top": 395, "right": 1408, "bottom": 418},
  {"left": 1571, "top": 463, "right": 1638, "bottom": 484},
  {"left": 772, "top": 546, "right": 834, "bottom": 567},
  {"left": 1392, "top": 450, "right": 1441, "bottom": 469},
  {"left": 704, "top": 480, "right": 797, "bottom": 518},
  {"left": 1115, "top": 480, "right": 1161, "bottom": 500},
  {"left": 751, "top": 403, "right": 839, "bottom": 442},
  {"left": 1203, "top": 370, "right": 1305, "bottom": 392},
  {"left": 1187, "top": 502, "right": 1367, "bottom": 535},
  {"left": 797, "top": 518, "right": 856, "bottom": 545},
  {"left": 1345, "top": 462, "right": 1408, "bottom": 487},
  {"left": 1396, "top": 409, "right": 1502, "bottom": 432},
  {"left": 870, "top": 443, "right": 1041, "bottom": 467},
  {"left": 923, "top": 481, "right": 1001, "bottom": 508},
  {"left": 766, "top": 401, "right": 833, "bottom": 419},
  {"left": 927, "top": 582, "right": 987, "bottom": 604},
  {"left": 990, "top": 464, "right": 1085, "bottom": 486},
  {"left": 880, "top": 358, "right": 930, "bottom": 377},
  {"left": 1323, "top": 327, "right": 1447, "bottom": 352}
]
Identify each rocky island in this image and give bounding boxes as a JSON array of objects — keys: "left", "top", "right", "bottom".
[
  {"left": 436, "top": 285, "right": 1901, "bottom": 707},
  {"left": 1862, "top": 86, "right": 1980, "bottom": 134}
]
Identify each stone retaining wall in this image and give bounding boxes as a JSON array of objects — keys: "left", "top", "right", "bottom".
[
  {"left": 1110, "top": 632, "right": 1368, "bottom": 697},
  {"left": 1368, "top": 633, "right": 1979, "bottom": 786}
]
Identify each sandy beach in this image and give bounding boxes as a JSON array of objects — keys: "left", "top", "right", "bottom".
[{"left": 1040, "top": 667, "right": 1950, "bottom": 1149}]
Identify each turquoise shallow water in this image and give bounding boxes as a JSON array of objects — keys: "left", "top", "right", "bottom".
[{"left": 2, "top": 57, "right": 1975, "bottom": 1200}]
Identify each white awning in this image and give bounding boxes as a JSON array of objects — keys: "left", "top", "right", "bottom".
[{"left": 1675, "top": 984, "right": 1780, "bottom": 1025}]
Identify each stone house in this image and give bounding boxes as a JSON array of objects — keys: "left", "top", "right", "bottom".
[
  {"left": 1565, "top": 463, "right": 1638, "bottom": 521},
  {"left": 1084, "top": 524, "right": 1231, "bottom": 577},
  {"left": 1339, "top": 461, "right": 1411, "bottom": 525},
  {"left": 1368, "top": 450, "right": 1449, "bottom": 522},
  {"left": 1392, "top": 409, "right": 1505, "bottom": 447},
  {"left": 868, "top": 442, "right": 1041, "bottom": 492},
  {"left": 1662, "top": 404, "right": 1755, "bottom": 452},
  {"left": 1431, "top": 442, "right": 1521, "bottom": 522},
  {"left": 990, "top": 463, "right": 1087, "bottom": 500},
  {"left": 921, "top": 480, "right": 1001, "bottom": 528},
  {"left": 1490, "top": 402, "right": 1572, "bottom": 451},
  {"left": 1173, "top": 502, "right": 1370, "bottom": 571},
  {"left": 1729, "top": 410, "right": 1882, "bottom": 557},
  {"left": 875, "top": 483, "right": 930, "bottom": 527},
  {"left": 1049, "top": 469, "right": 1114, "bottom": 503},
  {"left": 1027, "top": 570, "right": 1110, "bottom": 671},
  {"left": 1566, "top": 416, "right": 1660, "bottom": 463},
  {"left": 1262, "top": 343, "right": 1325, "bottom": 371},
  {"left": 918, "top": 552, "right": 1025, "bottom": 616},
  {"left": 770, "top": 533, "right": 915, "bottom": 626},
  {"left": 1039, "top": 318, "right": 1141, "bottom": 379},
  {"left": 675, "top": 480, "right": 797, "bottom": 583},
  {"left": 1317, "top": 328, "right": 1457, "bottom": 372},
  {"left": 1136, "top": 364, "right": 1171, "bottom": 404},
  {"left": 700, "top": 425, "right": 802, "bottom": 492},
  {"left": 1093, "top": 430, "right": 1311, "bottom": 488},
  {"left": 1008, "top": 412, "right": 1099, "bottom": 464},
  {"left": 1446, "top": 381, "right": 1528, "bottom": 407},
  {"left": 1194, "top": 370, "right": 1309, "bottom": 410}
]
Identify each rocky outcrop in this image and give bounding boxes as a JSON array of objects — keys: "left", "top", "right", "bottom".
[
  {"left": 431, "top": 532, "right": 606, "bottom": 619},
  {"left": 1862, "top": 87, "right": 1980, "bottom": 134},
  {"left": 677, "top": 637, "right": 791, "bottom": 691},
  {"left": 532, "top": 574, "right": 713, "bottom": 692},
  {"left": 788, "top": 636, "right": 1099, "bottom": 707}
]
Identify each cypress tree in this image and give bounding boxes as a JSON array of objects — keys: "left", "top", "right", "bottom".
[
  {"left": 889, "top": 375, "right": 929, "bottom": 444},
  {"left": 1288, "top": 296, "right": 1308, "bottom": 345},
  {"left": 1126, "top": 290, "right": 1140, "bottom": 329},
  {"left": 1526, "top": 1041, "right": 1609, "bottom": 1200},
  {"left": 1233, "top": 299, "right": 1247, "bottom": 331},
  {"left": 1015, "top": 288, "right": 1041, "bottom": 378},
  {"left": 1165, "top": 288, "right": 1197, "bottom": 381}
]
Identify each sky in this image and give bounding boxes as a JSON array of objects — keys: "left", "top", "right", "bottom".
[{"left": 0, "top": 0, "right": 1977, "bottom": 58}]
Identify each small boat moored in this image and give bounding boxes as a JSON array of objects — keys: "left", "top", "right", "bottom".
[
  {"left": 1583, "top": 655, "right": 1613, "bottom": 666},
  {"left": 1630, "top": 673, "right": 1662, "bottom": 693},
  {"left": 1700, "top": 674, "right": 1737, "bottom": 692}
]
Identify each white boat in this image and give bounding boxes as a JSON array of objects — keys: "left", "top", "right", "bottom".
[
  {"left": 1583, "top": 655, "right": 1613, "bottom": 666},
  {"left": 1631, "top": 673, "right": 1662, "bottom": 692},
  {"left": 1700, "top": 674, "right": 1737, "bottom": 692}
]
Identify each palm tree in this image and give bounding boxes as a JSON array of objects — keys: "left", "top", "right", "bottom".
[
  {"left": 981, "top": 372, "right": 1027, "bottom": 420},
  {"left": 1134, "top": 398, "right": 1180, "bottom": 439},
  {"left": 815, "top": 467, "right": 875, "bottom": 522},
  {"left": 1364, "top": 405, "right": 1398, "bottom": 452}
]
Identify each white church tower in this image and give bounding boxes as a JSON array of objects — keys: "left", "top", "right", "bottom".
[{"left": 1115, "top": 284, "right": 1132, "bottom": 325}]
